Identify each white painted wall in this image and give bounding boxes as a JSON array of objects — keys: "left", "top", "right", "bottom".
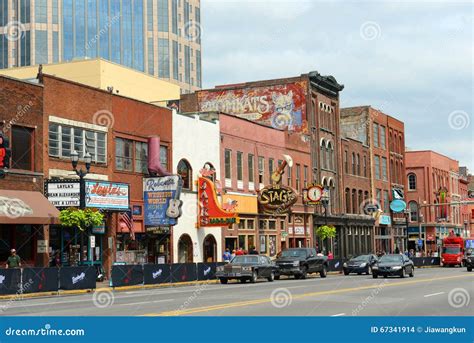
[{"left": 172, "top": 111, "right": 222, "bottom": 263}]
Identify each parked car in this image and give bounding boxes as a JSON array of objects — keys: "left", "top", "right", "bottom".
[
  {"left": 275, "top": 248, "right": 328, "bottom": 279},
  {"left": 343, "top": 254, "right": 378, "bottom": 275},
  {"left": 464, "top": 249, "right": 473, "bottom": 272},
  {"left": 372, "top": 254, "right": 414, "bottom": 278},
  {"left": 216, "top": 255, "right": 279, "bottom": 284}
]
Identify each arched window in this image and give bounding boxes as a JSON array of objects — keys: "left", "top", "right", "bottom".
[
  {"left": 358, "top": 190, "right": 363, "bottom": 214},
  {"left": 178, "top": 234, "right": 193, "bottom": 263},
  {"left": 320, "top": 140, "right": 326, "bottom": 169},
  {"left": 177, "top": 159, "right": 193, "bottom": 190},
  {"left": 351, "top": 189, "right": 357, "bottom": 214},
  {"left": 395, "top": 160, "right": 399, "bottom": 184},
  {"left": 345, "top": 188, "right": 351, "bottom": 213},
  {"left": 409, "top": 201, "right": 418, "bottom": 222},
  {"left": 329, "top": 178, "right": 336, "bottom": 212},
  {"left": 390, "top": 159, "right": 394, "bottom": 181},
  {"left": 203, "top": 234, "right": 217, "bottom": 263},
  {"left": 351, "top": 153, "right": 356, "bottom": 175},
  {"left": 356, "top": 154, "right": 360, "bottom": 176},
  {"left": 327, "top": 141, "right": 333, "bottom": 171},
  {"left": 399, "top": 135, "right": 403, "bottom": 154}
]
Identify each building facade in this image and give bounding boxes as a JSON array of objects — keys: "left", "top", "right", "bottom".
[
  {"left": 405, "top": 150, "right": 468, "bottom": 254},
  {"left": 0, "top": 0, "right": 201, "bottom": 92},
  {"left": 341, "top": 106, "right": 407, "bottom": 254}
]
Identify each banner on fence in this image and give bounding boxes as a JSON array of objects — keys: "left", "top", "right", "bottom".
[
  {"left": 59, "top": 266, "right": 96, "bottom": 290},
  {"left": 22, "top": 268, "right": 59, "bottom": 293},
  {"left": 111, "top": 265, "right": 144, "bottom": 287},
  {"left": 0, "top": 268, "right": 21, "bottom": 295},
  {"left": 171, "top": 263, "right": 197, "bottom": 283},
  {"left": 143, "top": 264, "right": 171, "bottom": 285}
]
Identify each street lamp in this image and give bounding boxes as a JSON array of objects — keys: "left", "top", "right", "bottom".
[
  {"left": 71, "top": 151, "right": 91, "bottom": 209},
  {"left": 321, "top": 187, "right": 330, "bottom": 226},
  {"left": 404, "top": 209, "right": 410, "bottom": 253}
]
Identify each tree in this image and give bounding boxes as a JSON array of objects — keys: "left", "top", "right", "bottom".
[
  {"left": 59, "top": 208, "right": 104, "bottom": 231},
  {"left": 316, "top": 225, "right": 336, "bottom": 253}
]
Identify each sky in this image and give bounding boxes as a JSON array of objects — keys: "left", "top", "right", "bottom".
[{"left": 201, "top": 0, "right": 473, "bottom": 171}]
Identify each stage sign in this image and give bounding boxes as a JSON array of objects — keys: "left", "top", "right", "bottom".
[{"left": 258, "top": 185, "right": 298, "bottom": 214}]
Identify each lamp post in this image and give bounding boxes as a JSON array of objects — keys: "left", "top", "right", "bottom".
[
  {"left": 404, "top": 209, "right": 410, "bottom": 253},
  {"left": 71, "top": 151, "right": 91, "bottom": 209},
  {"left": 321, "top": 187, "right": 330, "bottom": 253}
]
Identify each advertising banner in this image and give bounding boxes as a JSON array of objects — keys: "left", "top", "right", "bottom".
[
  {"left": 59, "top": 266, "right": 96, "bottom": 290},
  {"left": 85, "top": 181, "right": 129, "bottom": 211},
  {"left": 111, "top": 265, "right": 144, "bottom": 287},
  {"left": 22, "top": 268, "right": 59, "bottom": 293},
  {"left": 171, "top": 263, "right": 197, "bottom": 283},
  {"left": 198, "top": 81, "right": 308, "bottom": 132},
  {"left": 0, "top": 268, "right": 21, "bottom": 295},
  {"left": 197, "top": 262, "right": 222, "bottom": 281},
  {"left": 143, "top": 264, "right": 171, "bottom": 285},
  {"left": 143, "top": 176, "right": 181, "bottom": 227},
  {"left": 45, "top": 179, "right": 80, "bottom": 208}
]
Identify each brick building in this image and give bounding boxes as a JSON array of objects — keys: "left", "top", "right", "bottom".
[
  {"left": 405, "top": 151, "right": 468, "bottom": 254},
  {"left": 181, "top": 71, "right": 347, "bottom": 256},
  {"left": 1, "top": 73, "right": 173, "bottom": 275},
  {"left": 341, "top": 106, "right": 407, "bottom": 254}
]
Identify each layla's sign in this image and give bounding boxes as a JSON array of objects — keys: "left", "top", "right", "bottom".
[
  {"left": 197, "top": 177, "right": 239, "bottom": 227},
  {"left": 85, "top": 181, "right": 130, "bottom": 211},
  {"left": 258, "top": 186, "right": 298, "bottom": 214}
]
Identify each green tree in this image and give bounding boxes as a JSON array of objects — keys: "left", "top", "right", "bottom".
[
  {"left": 316, "top": 225, "right": 336, "bottom": 253},
  {"left": 59, "top": 208, "right": 104, "bottom": 231}
]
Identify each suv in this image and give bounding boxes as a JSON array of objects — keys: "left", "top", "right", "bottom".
[{"left": 275, "top": 248, "right": 328, "bottom": 279}]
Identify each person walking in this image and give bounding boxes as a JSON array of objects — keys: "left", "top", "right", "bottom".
[
  {"left": 5, "top": 249, "right": 21, "bottom": 269},
  {"left": 327, "top": 251, "right": 334, "bottom": 260},
  {"left": 230, "top": 250, "right": 236, "bottom": 260},
  {"left": 249, "top": 246, "right": 259, "bottom": 255},
  {"left": 223, "top": 248, "right": 231, "bottom": 263}
]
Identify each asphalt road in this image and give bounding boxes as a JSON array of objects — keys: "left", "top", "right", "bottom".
[{"left": 0, "top": 268, "right": 472, "bottom": 317}]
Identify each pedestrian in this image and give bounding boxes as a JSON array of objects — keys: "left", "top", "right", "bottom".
[
  {"left": 395, "top": 246, "right": 400, "bottom": 254},
  {"left": 327, "top": 251, "right": 334, "bottom": 260},
  {"left": 223, "top": 248, "right": 231, "bottom": 263},
  {"left": 249, "top": 246, "right": 259, "bottom": 255},
  {"left": 5, "top": 249, "right": 21, "bottom": 269},
  {"left": 231, "top": 249, "right": 236, "bottom": 260},
  {"left": 235, "top": 247, "right": 244, "bottom": 256}
]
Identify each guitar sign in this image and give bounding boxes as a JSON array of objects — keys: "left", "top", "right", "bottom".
[{"left": 166, "top": 177, "right": 183, "bottom": 219}]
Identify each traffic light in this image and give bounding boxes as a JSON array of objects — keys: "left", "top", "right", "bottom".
[{"left": 0, "top": 132, "right": 11, "bottom": 178}]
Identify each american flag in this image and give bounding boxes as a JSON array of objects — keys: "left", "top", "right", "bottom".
[{"left": 120, "top": 209, "right": 135, "bottom": 240}]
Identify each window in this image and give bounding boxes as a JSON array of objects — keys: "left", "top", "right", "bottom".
[
  {"left": 351, "top": 189, "right": 357, "bottom": 214},
  {"left": 184, "top": 45, "right": 190, "bottom": 84},
  {"left": 248, "top": 154, "right": 254, "bottom": 183},
  {"left": 287, "top": 164, "right": 292, "bottom": 187},
  {"left": 158, "top": 39, "right": 170, "bottom": 78},
  {"left": 409, "top": 201, "right": 418, "bottom": 222},
  {"left": 158, "top": 0, "right": 169, "bottom": 32},
  {"left": 177, "top": 159, "right": 192, "bottom": 190},
  {"left": 296, "top": 164, "right": 301, "bottom": 191},
  {"left": 35, "top": 30, "right": 48, "bottom": 64},
  {"left": 269, "top": 158, "right": 274, "bottom": 178},
  {"left": 327, "top": 142, "right": 333, "bottom": 171},
  {"left": 196, "top": 50, "right": 202, "bottom": 88},
  {"left": 35, "top": 0, "right": 47, "bottom": 23},
  {"left": 363, "top": 155, "right": 367, "bottom": 177},
  {"left": 224, "top": 149, "right": 231, "bottom": 179},
  {"left": 237, "top": 151, "right": 243, "bottom": 181},
  {"left": 304, "top": 165, "right": 308, "bottom": 188},
  {"left": 356, "top": 154, "right": 360, "bottom": 176},
  {"left": 380, "top": 126, "right": 386, "bottom": 149},
  {"left": 373, "top": 123, "right": 379, "bottom": 147},
  {"left": 172, "top": 0, "right": 178, "bottom": 33},
  {"left": 160, "top": 146, "right": 168, "bottom": 170},
  {"left": 345, "top": 188, "right": 351, "bottom": 213},
  {"left": 381, "top": 157, "right": 388, "bottom": 181},
  {"left": 135, "top": 141, "right": 148, "bottom": 173},
  {"left": 115, "top": 138, "right": 136, "bottom": 172},
  {"left": 376, "top": 189, "right": 382, "bottom": 209},
  {"left": 258, "top": 157, "right": 265, "bottom": 184},
  {"left": 268, "top": 220, "right": 276, "bottom": 230},
  {"left": 49, "top": 123, "right": 106, "bottom": 163},
  {"left": 320, "top": 140, "right": 326, "bottom": 169},
  {"left": 147, "top": 38, "right": 154, "bottom": 75},
  {"left": 351, "top": 153, "right": 356, "bottom": 175},
  {"left": 408, "top": 173, "right": 417, "bottom": 190},
  {"left": 344, "top": 150, "right": 348, "bottom": 173},
  {"left": 11, "top": 126, "right": 33, "bottom": 170},
  {"left": 383, "top": 190, "right": 390, "bottom": 212},
  {"left": 374, "top": 156, "right": 380, "bottom": 180}
]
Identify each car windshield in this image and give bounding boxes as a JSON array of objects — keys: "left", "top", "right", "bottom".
[
  {"left": 231, "top": 256, "right": 259, "bottom": 264},
  {"left": 280, "top": 250, "right": 307, "bottom": 258},
  {"left": 379, "top": 255, "right": 403, "bottom": 263},
  {"left": 351, "top": 255, "right": 370, "bottom": 262},
  {"left": 443, "top": 247, "right": 461, "bottom": 254}
]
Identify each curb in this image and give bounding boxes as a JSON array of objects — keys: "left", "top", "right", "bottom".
[{"left": 0, "top": 268, "right": 443, "bottom": 301}]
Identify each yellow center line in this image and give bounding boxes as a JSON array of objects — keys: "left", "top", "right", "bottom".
[{"left": 142, "top": 274, "right": 473, "bottom": 316}]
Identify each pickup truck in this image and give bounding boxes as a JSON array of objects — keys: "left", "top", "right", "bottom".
[{"left": 275, "top": 248, "right": 328, "bottom": 279}]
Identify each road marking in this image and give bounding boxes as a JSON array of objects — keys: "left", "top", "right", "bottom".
[
  {"left": 143, "top": 274, "right": 473, "bottom": 316},
  {"left": 331, "top": 313, "right": 346, "bottom": 317},
  {"left": 423, "top": 292, "right": 445, "bottom": 298},
  {"left": 119, "top": 299, "right": 174, "bottom": 306}
]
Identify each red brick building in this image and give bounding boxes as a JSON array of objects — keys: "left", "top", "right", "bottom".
[
  {"left": 1, "top": 74, "right": 173, "bottom": 274},
  {"left": 405, "top": 150, "right": 468, "bottom": 254},
  {"left": 341, "top": 106, "right": 407, "bottom": 253},
  {"left": 182, "top": 71, "right": 346, "bottom": 256}
]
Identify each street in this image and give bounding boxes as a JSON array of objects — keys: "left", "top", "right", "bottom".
[{"left": 1, "top": 268, "right": 472, "bottom": 317}]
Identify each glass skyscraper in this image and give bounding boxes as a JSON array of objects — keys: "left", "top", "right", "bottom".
[{"left": 0, "top": 0, "right": 201, "bottom": 92}]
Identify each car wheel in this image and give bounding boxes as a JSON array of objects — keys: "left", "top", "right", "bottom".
[
  {"left": 300, "top": 266, "right": 308, "bottom": 280},
  {"left": 250, "top": 270, "right": 258, "bottom": 283},
  {"left": 409, "top": 267, "right": 414, "bottom": 277},
  {"left": 274, "top": 274, "right": 280, "bottom": 280},
  {"left": 220, "top": 278, "right": 228, "bottom": 284},
  {"left": 372, "top": 273, "right": 378, "bottom": 279},
  {"left": 467, "top": 267, "right": 472, "bottom": 272},
  {"left": 400, "top": 268, "right": 405, "bottom": 278},
  {"left": 240, "top": 278, "right": 247, "bottom": 283},
  {"left": 320, "top": 265, "right": 328, "bottom": 278},
  {"left": 383, "top": 275, "right": 387, "bottom": 278},
  {"left": 343, "top": 270, "right": 349, "bottom": 276},
  {"left": 267, "top": 271, "right": 275, "bottom": 282},
  {"left": 294, "top": 274, "right": 301, "bottom": 279}
]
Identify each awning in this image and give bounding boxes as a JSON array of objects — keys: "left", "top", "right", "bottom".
[{"left": 0, "top": 190, "right": 60, "bottom": 225}]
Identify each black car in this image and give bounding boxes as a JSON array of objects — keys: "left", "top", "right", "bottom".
[
  {"left": 275, "top": 248, "right": 328, "bottom": 279},
  {"left": 464, "top": 250, "right": 473, "bottom": 272},
  {"left": 216, "top": 255, "right": 279, "bottom": 284},
  {"left": 372, "top": 254, "right": 414, "bottom": 278},
  {"left": 343, "top": 254, "right": 378, "bottom": 275}
]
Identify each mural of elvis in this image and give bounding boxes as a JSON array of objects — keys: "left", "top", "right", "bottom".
[{"left": 0, "top": 133, "right": 11, "bottom": 171}]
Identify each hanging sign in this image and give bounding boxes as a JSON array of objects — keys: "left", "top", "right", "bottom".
[
  {"left": 45, "top": 179, "right": 80, "bottom": 208},
  {"left": 85, "top": 181, "right": 129, "bottom": 210},
  {"left": 303, "top": 184, "right": 323, "bottom": 205},
  {"left": 144, "top": 176, "right": 182, "bottom": 227}
]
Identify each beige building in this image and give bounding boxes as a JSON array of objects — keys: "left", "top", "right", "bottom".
[
  {"left": 0, "top": 0, "right": 201, "bottom": 93},
  {"left": 0, "top": 58, "right": 181, "bottom": 103}
]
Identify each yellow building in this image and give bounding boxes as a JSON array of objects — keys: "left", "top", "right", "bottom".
[{"left": 0, "top": 58, "right": 180, "bottom": 104}]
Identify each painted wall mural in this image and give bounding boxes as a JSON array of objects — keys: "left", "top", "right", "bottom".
[{"left": 198, "top": 81, "right": 308, "bottom": 132}]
